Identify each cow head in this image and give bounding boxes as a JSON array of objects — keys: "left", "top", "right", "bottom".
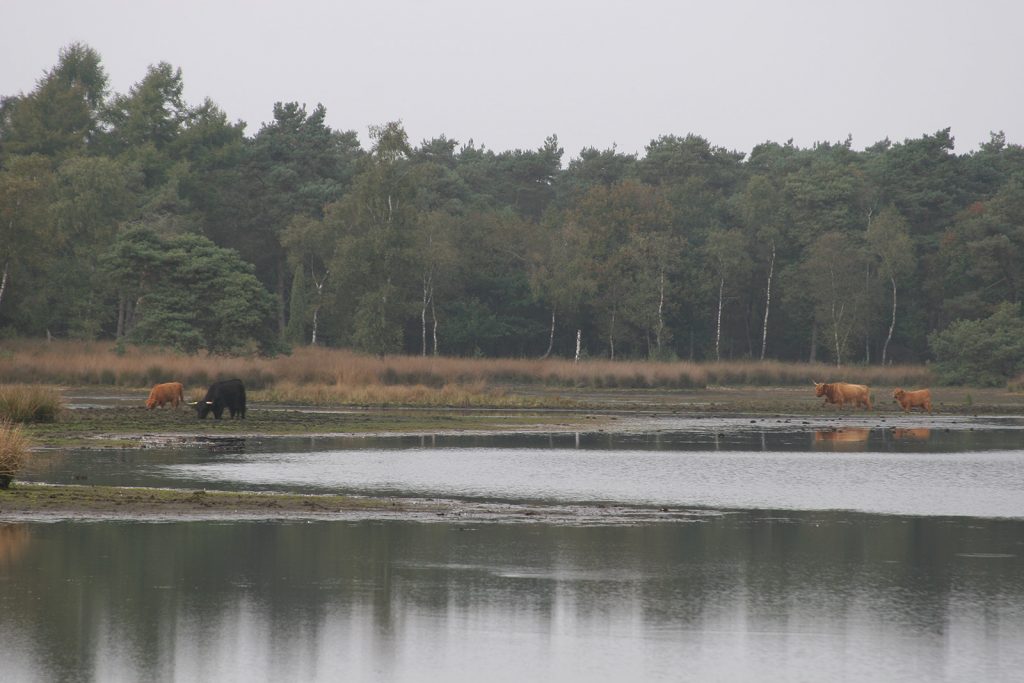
[
  {"left": 892, "top": 388, "right": 905, "bottom": 402},
  {"left": 813, "top": 382, "right": 827, "bottom": 397},
  {"left": 191, "top": 400, "right": 215, "bottom": 419}
]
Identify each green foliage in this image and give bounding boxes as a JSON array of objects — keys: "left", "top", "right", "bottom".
[
  {"left": 0, "top": 43, "right": 106, "bottom": 161},
  {"left": 105, "top": 229, "right": 276, "bottom": 354},
  {"left": 352, "top": 288, "right": 403, "bottom": 356},
  {"left": 6, "top": 43, "right": 1024, "bottom": 371},
  {"left": 285, "top": 264, "right": 308, "bottom": 344},
  {"left": 929, "top": 303, "right": 1024, "bottom": 386}
]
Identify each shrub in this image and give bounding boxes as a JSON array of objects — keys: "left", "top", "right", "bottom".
[
  {"left": 929, "top": 303, "right": 1024, "bottom": 386},
  {"left": 0, "top": 420, "right": 30, "bottom": 489},
  {"left": 0, "top": 385, "right": 62, "bottom": 422}
]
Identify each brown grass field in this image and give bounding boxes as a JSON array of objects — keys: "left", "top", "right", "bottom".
[
  {"left": 0, "top": 339, "right": 934, "bottom": 398},
  {"left": 21, "top": 339, "right": 1021, "bottom": 413}
]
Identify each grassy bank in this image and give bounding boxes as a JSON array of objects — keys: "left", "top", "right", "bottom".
[{"left": 22, "top": 404, "right": 583, "bottom": 448}]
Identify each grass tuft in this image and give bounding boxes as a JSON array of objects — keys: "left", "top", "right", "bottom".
[
  {"left": 0, "top": 420, "right": 30, "bottom": 488},
  {"left": 0, "top": 384, "right": 63, "bottom": 422}
]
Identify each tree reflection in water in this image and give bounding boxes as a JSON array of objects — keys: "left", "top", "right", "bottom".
[{"left": 0, "top": 516, "right": 1021, "bottom": 682}]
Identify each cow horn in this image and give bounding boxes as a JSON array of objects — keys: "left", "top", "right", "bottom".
[{"left": 205, "top": 401, "right": 214, "bottom": 405}]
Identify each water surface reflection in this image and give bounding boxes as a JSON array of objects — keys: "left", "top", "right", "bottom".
[
  {"left": 0, "top": 514, "right": 1021, "bottom": 682},
  {"left": 22, "top": 419, "right": 1024, "bottom": 518}
]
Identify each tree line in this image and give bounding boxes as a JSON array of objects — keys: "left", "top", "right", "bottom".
[{"left": 3, "top": 43, "right": 1024, "bottom": 372}]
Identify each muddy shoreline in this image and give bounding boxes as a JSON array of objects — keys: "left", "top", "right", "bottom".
[
  {"left": 6, "top": 384, "right": 1022, "bottom": 522},
  {"left": 0, "top": 483, "right": 716, "bottom": 525}
]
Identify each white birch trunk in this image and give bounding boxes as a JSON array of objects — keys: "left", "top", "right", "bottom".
[
  {"left": 760, "top": 241, "right": 775, "bottom": 361},
  {"left": 882, "top": 274, "right": 896, "bottom": 366},
  {"left": 541, "top": 305, "right": 556, "bottom": 360},
  {"left": 715, "top": 276, "right": 724, "bottom": 361},
  {"left": 421, "top": 273, "right": 430, "bottom": 356},
  {"left": 832, "top": 302, "right": 845, "bottom": 367},
  {"left": 310, "top": 270, "right": 327, "bottom": 346},
  {"left": 431, "top": 291, "right": 439, "bottom": 356},
  {"left": 0, "top": 260, "right": 8, "bottom": 311},
  {"left": 655, "top": 271, "right": 665, "bottom": 355},
  {"left": 574, "top": 329, "right": 581, "bottom": 364},
  {"left": 609, "top": 307, "right": 616, "bottom": 360},
  {"left": 311, "top": 306, "right": 319, "bottom": 346}
]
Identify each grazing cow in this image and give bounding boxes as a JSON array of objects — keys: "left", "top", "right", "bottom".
[
  {"left": 814, "top": 381, "right": 872, "bottom": 410},
  {"left": 193, "top": 379, "right": 246, "bottom": 419},
  {"left": 146, "top": 382, "right": 184, "bottom": 410},
  {"left": 892, "top": 388, "right": 932, "bottom": 414}
]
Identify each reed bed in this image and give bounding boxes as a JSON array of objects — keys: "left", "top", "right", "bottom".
[
  {"left": 0, "top": 384, "right": 63, "bottom": 422},
  {"left": 256, "top": 380, "right": 570, "bottom": 408},
  {"left": 0, "top": 420, "right": 30, "bottom": 488},
  {"left": 0, "top": 339, "right": 934, "bottom": 394}
]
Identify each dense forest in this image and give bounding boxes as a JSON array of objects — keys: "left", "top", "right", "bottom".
[{"left": 3, "top": 44, "right": 1024, "bottom": 370}]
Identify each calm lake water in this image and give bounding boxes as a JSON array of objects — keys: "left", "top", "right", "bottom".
[
  {"left": 21, "top": 415, "right": 1024, "bottom": 518},
  {"left": 5, "top": 416, "right": 1024, "bottom": 681},
  {"left": 1, "top": 516, "right": 1022, "bottom": 682}
]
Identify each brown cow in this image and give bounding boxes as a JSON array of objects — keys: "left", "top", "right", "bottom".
[
  {"left": 146, "top": 382, "right": 185, "bottom": 410},
  {"left": 892, "top": 388, "right": 932, "bottom": 413},
  {"left": 813, "top": 381, "right": 872, "bottom": 410}
]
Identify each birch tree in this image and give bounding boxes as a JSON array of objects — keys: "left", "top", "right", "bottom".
[
  {"left": 282, "top": 214, "right": 336, "bottom": 346},
  {"left": 738, "top": 174, "right": 785, "bottom": 360},
  {"left": 527, "top": 214, "right": 597, "bottom": 359},
  {"left": 414, "top": 211, "right": 458, "bottom": 355},
  {"left": 703, "top": 228, "right": 750, "bottom": 360},
  {"left": 866, "top": 206, "right": 913, "bottom": 365},
  {"left": 328, "top": 122, "right": 417, "bottom": 354},
  {"left": 805, "top": 231, "right": 869, "bottom": 366}
]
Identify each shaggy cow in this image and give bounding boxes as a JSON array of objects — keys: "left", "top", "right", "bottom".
[
  {"left": 892, "top": 388, "right": 933, "bottom": 413},
  {"left": 146, "top": 382, "right": 184, "bottom": 410},
  {"left": 192, "top": 379, "right": 246, "bottom": 419},
  {"left": 813, "top": 381, "right": 872, "bottom": 410}
]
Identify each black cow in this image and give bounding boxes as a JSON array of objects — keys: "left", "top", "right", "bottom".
[{"left": 193, "top": 379, "right": 246, "bottom": 419}]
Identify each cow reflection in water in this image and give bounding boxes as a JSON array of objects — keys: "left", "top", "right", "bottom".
[
  {"left": 814, "top": 428, "right": 870, "bottom": 449},
  {"left": 892, "top": 428, "right": 931, "bottom": 441},
  {"left": 0, "top": 525, "right": 30, "bottom": 568}
]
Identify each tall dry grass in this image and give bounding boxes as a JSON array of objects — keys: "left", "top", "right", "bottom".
[
  {"left": 0, "top": 384, "right": 63, "bottom": 422},
  {"left": 0, "top": 339, "right": 933, "bottom": 394},
  {"left": 0, "top": 420, "right": 30, "bottom": 489}
]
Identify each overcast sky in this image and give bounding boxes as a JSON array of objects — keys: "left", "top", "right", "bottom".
[{"left": 4, "top": 0, "right": 1022, "bottom": 160}]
